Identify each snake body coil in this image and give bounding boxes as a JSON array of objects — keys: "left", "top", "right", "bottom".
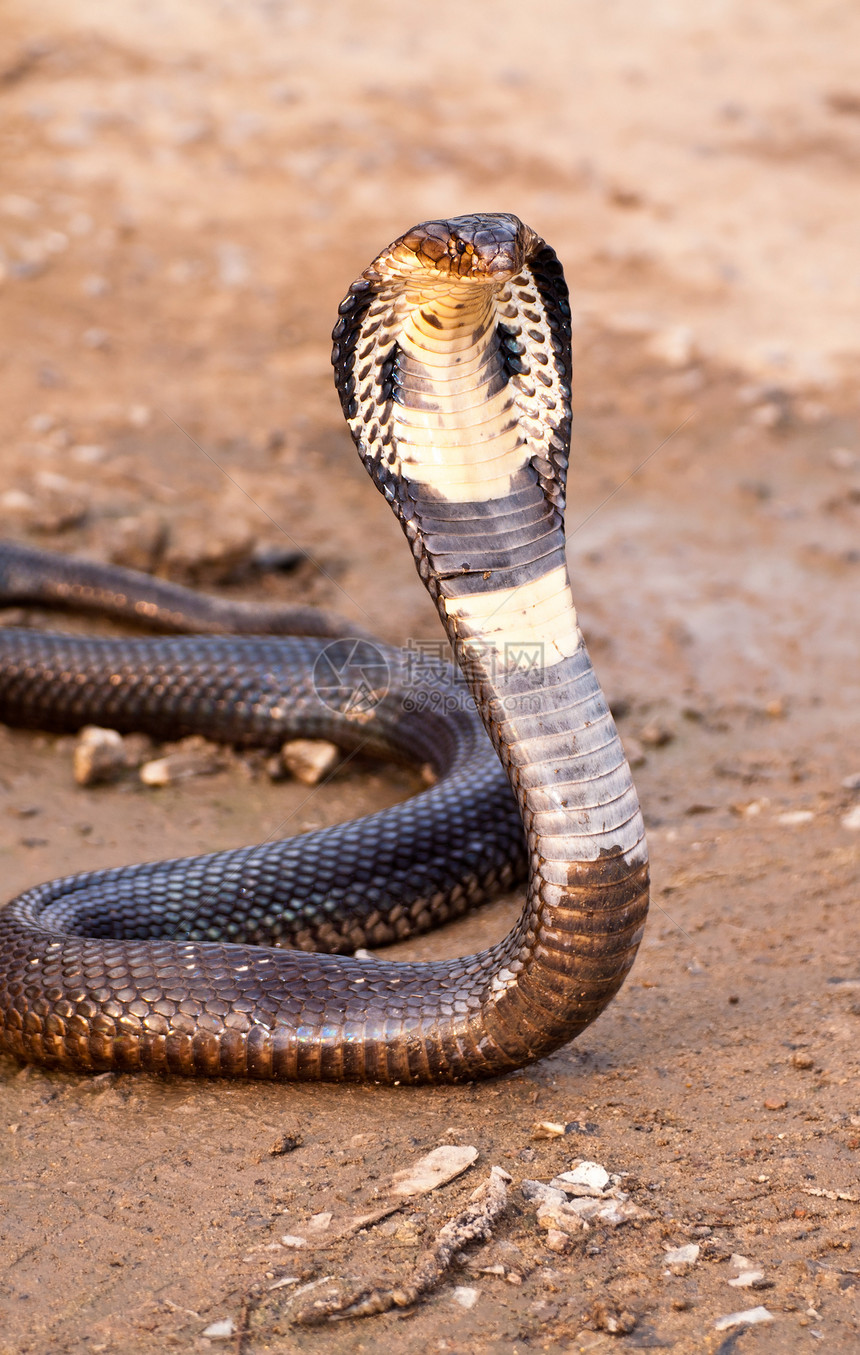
[{"left": 0, "top": 213, "right": 648, "bottom": 1082}]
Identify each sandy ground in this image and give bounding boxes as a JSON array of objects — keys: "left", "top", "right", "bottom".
[{"left": 1, "top": 2, "right": 860, "bottom": 1352}]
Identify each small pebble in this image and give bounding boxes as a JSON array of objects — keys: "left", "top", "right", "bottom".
[
  {"left": 664, "top": 1243, "right": 700, "bottom": 1266},
  {"left": 73, "top": 726, "right": 126, "bottom": 786},
  {"left": 532, "top": 1120, "right": 566, "bottom": 1139},
  {"left": 749, "top": 401, "right": 785, "bottom": 429},
  {"left": 0, "top": 489, "right": 36, "bottom": 511},
  {"left": 714, "top": 1306, "right": 774, "bottom": 1332},
  {"left": 105, "top": 513, "right": 168, "bottom": 574},
  {"left": 550, "top": 1161, "right": 610, "bottom": 1196},
  {"left": 521, "top": 1181, "right": 568, "bottom": 1208},
  {"left": 280, "top": 1234, "right": 307, "bottom": 1248},
  {"left": 201, "top": 1319, "right": 235, "bottom": 1339},
  {"left": 590, "top": 1301, "right": 637, "bottom": 1335},
  {"left": 268, "top": 1133, "right": 302, "bottom": 1156},
  {"left": 389, "top": 1145, "right": 478, "bottom": 1198},
  {"left": 544, "top": 1228, "right": 571, "bottom": 1254},
  {"left": 638, "top": 721, "right": 674, "bottom": 748},
  {"left": 306, "top": 1211, "right": 332, "bottom": 1233},
  {"left": 140, "top": 739, "right": 223, "bottom": 786},
  {"left": 777, "top": 810, "right": 814, "bottom": 826},
  {"left": 70, "top": 443, "right": 105, "bottom": 463},
  {"left": 280, "top": 738, "right": 340, "bottom": 786},
  {"left": 163, "top": 522, "right": 255, "bottom": 585},
  {"left": 841, "top": 805, "right": 860, "bottom": 832},
  {"left": 790, "top": 1050, "right": 814, "bottom": 1070},
  {"left": 647, "top": 324, "right": 697, "bottom": 368},
  {"left": 536, "top": 1204, "right": 588, "bottom": 1237},
  {"left": 567, "top": 1197, "right": 646, "bottom": 1227},
  {"left": 729, "top": 1269, "right": 766, "bottom": 1288},
  {"left": 451, "top": 1286, "right": 479, "bottom": 1310},
  {"left": 763, "top": 1098, "right": 788, "bottom": 1111},
  {"left": 841, "top": 772, "right": 860, "bottom": 791}
]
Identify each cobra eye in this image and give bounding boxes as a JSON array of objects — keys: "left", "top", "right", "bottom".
[{"left": 455, "top": 239, "right": 467, "bottom": 255}]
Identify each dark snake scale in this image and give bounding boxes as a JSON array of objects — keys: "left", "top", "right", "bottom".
[{"left": 0, "top": 214, "right": 649, "bottom": 1083}]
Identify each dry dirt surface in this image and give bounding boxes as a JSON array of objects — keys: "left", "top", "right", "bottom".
[{"left": 1, "top": 3, "right": 860, "bottom": 1352}]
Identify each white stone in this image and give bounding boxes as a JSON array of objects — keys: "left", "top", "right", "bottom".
[
  {"left": 452, "top": 1286, "right": 479, "bottom": 1309},
  {"left": 390, "top": 1145, "right": 478, "bottom": 1197},
  {"left": 280, "top": 738, "right": 340, "bottom": 786},
  {"left": 714, "top": 1306, "right": 774, "bottom": 1332},
  {"left": 729, "top": 1270, "right": 765, "bottom": 1288},
  {"left": 202, "top": 1319, "right": 236, "bottom": 1339},
  {"left": 553, "top": 1161, "right": 610, "bottom": 1196},
  {"left": 664, "top": 1243, "right": 700, "bottom": 1266}
]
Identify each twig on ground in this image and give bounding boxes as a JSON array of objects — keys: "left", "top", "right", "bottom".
[{"left": 293, "top": 1166, "right": 512, "bottom": 1325}]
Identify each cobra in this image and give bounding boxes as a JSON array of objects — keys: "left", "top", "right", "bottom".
[{"left": 0, "top": 213, "right": 649, "bottom": 1083}]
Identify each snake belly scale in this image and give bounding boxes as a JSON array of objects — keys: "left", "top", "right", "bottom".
[{"left": 0, "top": 213, "right": 649, "bottom": 1083}]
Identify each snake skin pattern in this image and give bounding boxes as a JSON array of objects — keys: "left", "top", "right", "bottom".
[{"left": 0, "top": 213, "right": 649, "bottom": 1082}]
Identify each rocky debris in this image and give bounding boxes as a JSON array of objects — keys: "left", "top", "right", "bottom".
[
  {"left": 162, "top": 521, "right": 256, "bottom": 585},
  {"left": 305, "top": 1211, "right": 332, "bottom": 1234},
  {"left": 531, "top": 1118, "right": 600, "bottom": 1140},
  {"left": 714, "top": 1305, "right": 774, "bottom": 1331},
  {"left": 268, "top": 1133, "right": 302, "bottom": 1156},
  {"left": 637, "top": 720, "right": 675, "bottom": 748},
  {"left": 776, "top": 809, "right": 815, "bottom": 825},
  {"left": 727, "top": 1252, "right": 767, "bottom": 1288},
  {"left": 389, "top": 1144, "right": 479, "bottom": 1198},
  {"left": 842, "top": 804, "right": 860, "bottom": 831},
  {"left": 451, "top": 1286, "right": 479, "bottom": 1309},
  {"left": 646, "top": 324, "right": 698, "bottom": 368},
  {"left": 586, "top": 1299, "right": 638, "bottom": 1335},
  {"left": 293, "top": 1166, "right": 511, "bottom": 1324},
  {"left": 531, "top": 1121, "right": 566, "bottom": 1139},
  {"left": 104, "top": 512, "right": 169, "bottom": 574},
  {"left": 201, "top": 1318, "right": 235, "bottom": 1340},
  {"left": 663, "top": 1243, "right": 700, "bottom": 1271},
  {"left": 549, "top": 1161, "right": 611, "bottom": 1196},
  {"left": 72, "top": 727, "right": 156, "bottom": 785},
  {"left": 139, "top": 736, "right": 225, "bottom": 786},
  {"left": 279, "top": 738, "right": 340, "bottom": 786},
  {"left": 522, "top": 1159, "right": 649, "bottom": 1249},
  {"left": 73, "top": 725, "right": 126, "bottom": 786},
  {"left": 3, "top": 473, "right": 88, "bottom": 533},
  {"left": 466, "top": 1239, "right": 531, "bottom": 1283}
]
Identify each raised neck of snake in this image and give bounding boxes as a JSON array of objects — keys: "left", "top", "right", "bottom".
[{"left": 333, "top": 212, "right": 649, "bottom": 1070}]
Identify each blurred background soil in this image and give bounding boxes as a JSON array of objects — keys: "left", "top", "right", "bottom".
[{"left": 1, "top": 3, "right": 859, "bottom": 1352}]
